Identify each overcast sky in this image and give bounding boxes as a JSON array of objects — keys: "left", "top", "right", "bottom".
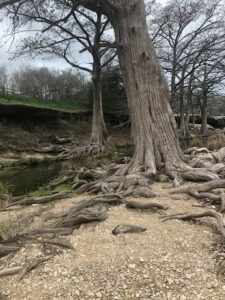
[{"left": 0, "top": 0, "right": 167, "bottom": 73}]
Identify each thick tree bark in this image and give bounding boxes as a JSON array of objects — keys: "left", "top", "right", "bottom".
[
  {"left": 90, "top": 69, "right": 107, "bottom": 147},
  {"left": 80, "top": 0, "right": 186, "bottom": 175},
  {"left": 89, "top": 12, "right": 108, "bottom": 150},
  {"left": 110, "top": 1, "right": 185, "bottom": 174}
]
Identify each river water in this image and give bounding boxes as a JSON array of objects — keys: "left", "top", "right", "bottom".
[{"left": 0, "top": 160, "right": 79, "bottom": 196}]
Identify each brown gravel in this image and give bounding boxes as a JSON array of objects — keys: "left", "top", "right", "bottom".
[{"left": 1, "top": 183, "right": 225, "bottom": 300}]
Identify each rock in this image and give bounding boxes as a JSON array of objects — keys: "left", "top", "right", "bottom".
[
  {"left": 158, "top": 174, "right": 169, "bottom": 183},
  {"left": 128, "top": 264, "right": 136, "bottom": 269},
  {"left": 96, "top": 292, "right": 102, "bottom": 298},
  {"left": 133, "top": 187, "right": 156, "bottom": 198},
  {"left": 112, "top": 224, "right": 147, "bottom": 235},
  {"left": 185, "top": 273, "right": 192, "bottom": 280}
]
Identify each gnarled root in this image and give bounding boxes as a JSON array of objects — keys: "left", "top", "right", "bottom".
[
  {"left": 66, "top": 195, "right": 124, "bottom": 217},
  {"left": 8, "top": 192, "right": 70, "bottom": 207},
  {"left": 126, "top": 199, "right": 167, "bottom": 211},
  {"left": 160, "top": 210, "right": 225, "bottom": 240},
  {"left": 0, "top": 244, "right": 20, "bottom": 257},
  {"left": 169, "top": 180, "right": 225, "bottom": 195},
  {"left": 57, "top": 206, "right": 108, "bottom": 228},
  {"left": 59, "top": 143, "right": 108, "bottom": 159},
  {"left": 0, "top": 256, "right": 52, "bottom": 279},
  {"left": 181, "top": 169, "right": 220, "bottom": 182},
  {"left": 168, "top": 180, "right": 225, "bottom": 210},
  {"left": 47, "top": 171, "right": 76, "bottom": 189},
  {"left": 73, "top": 167, "right": 154, "bottom": 196}
]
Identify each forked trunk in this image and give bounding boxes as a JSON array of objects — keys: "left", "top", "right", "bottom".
[{"left": 110, "top": 1, "right": 185, "bottom": 174}]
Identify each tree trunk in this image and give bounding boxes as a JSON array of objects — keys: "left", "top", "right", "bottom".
[
  {"left": 110, "top": 1, "right": 185, "bottom": 175},
  {"left": 179, "top": 82, "right": 186, "bottom": 137},
  {"left": 201, "top": 92, "right": 208, "bottom": 135},
  {"left": 170, "top": 48, "right": 177, "bottom": 108},
  {"left": 201, "top": 64, "right": 208, "bottom": 135},
  {"left": 90, "top": 70, "right": 107, "bottom": 147},
  {"left": 89, "top": 12, "right": 108, "bottom": 149},
  {"left": 185, "top": 74, "right": 195, "bottom": 137},
  {"left": 185, "top": 93, "right": 191, "bottom": 137}
]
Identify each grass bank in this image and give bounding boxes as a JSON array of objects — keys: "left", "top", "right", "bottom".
[{"left": 0, "top": 93, "right": 84, "bottom": 112}]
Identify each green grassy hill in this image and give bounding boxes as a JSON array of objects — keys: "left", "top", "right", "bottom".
[{"left": 0, "top": 93, "right": 84, "bottom": 112}]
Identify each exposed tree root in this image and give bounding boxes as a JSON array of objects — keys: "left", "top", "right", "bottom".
[
  {"left": 38, "top": 238, "right": 74, "bottom": 250},
  {"left": 184, "top": 147, "right": 211, "bottom": 155},
  {"left": 31, "top": 227, "right": 74, "bottom": 236},
  {"left": 48, "top": 135, "right": 77, "bottom": 145},
  {"left": 57, "top": 206, "right": 108, "bottom": 228},
  {"left": 133, "top": 187, "right": 156, "bottom": 198},
  {"left": 66, "top": 195, "right": 124, "bottom": 217},
  {"left": 8, "top": 192, "right": 71, "bottom": 207},
  {"left": 112, "top": 224, "right": 147, "bottom": 235},
  {"left": 18, "top": 256, "right": 52, "bottom": 281},
  {"left": 169, "top": 180, "right": 225, "bottom": 195},
  {"left": 0, "top": 266, "right": 23, "bottom": 277},
  {"left": 126, "top": 199, "right": 167, "bottom": 211},
  {"left": 72, "top": 168, "right": 154, "bottom": 196},
  {"left": 0, "top": 256, "right": 52, "bottom": 278},
  {"left": 160, "top": 210, "right": 225, "bottom": 240},
  {"left": 181, "top": 169, "right": 220, "bottom": 182},
  {"left": 34, "top": 145, "right": 63, "bottom": 154},
  {"left": 168, "top": 180, "right": 225, "bottom": 210},
  {"left": 212, "top": 147, "right": 225, "bottom": 163},
  {"left": 47, "top": 172, "right": 76, "bottom": 189},
  {"left": 59, "top": 143, "right": 108, "bottom": 159},
  {"left": 186, "top": 189, "right": 221, "bottom": 203},
  {"left": 0, "top": 245, "right": 20, "bottom": 257}
]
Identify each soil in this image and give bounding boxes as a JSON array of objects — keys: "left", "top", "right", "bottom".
[{"left": 1, "top": 183, "right": 225, "bottom": 300}]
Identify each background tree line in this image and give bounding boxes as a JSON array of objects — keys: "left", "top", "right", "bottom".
[{"left": 0, "top": 64, "right": 127, "bottom": 113}]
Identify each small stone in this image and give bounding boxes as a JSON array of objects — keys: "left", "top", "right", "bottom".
[
  {"left": 135, "top": 293, "right": 140, "bottom": 298},
  {"left": 96, "top": 292, "right": 102, "bottom": 298},
  {"left": 185, "top": 273, "right": 192, "bottom": 280},
  {"left": 128, "top": 264, "right": 136, "bottom": 269},
  {"left": 167, "top": 278, "right": 174, "bottom": 285}
]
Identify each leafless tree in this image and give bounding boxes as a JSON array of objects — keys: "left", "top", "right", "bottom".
[
  {"left": 149, "top": 0, "right": 225, "bottom": 136},
  {"left": 8, "top": 2, "right": 116, "bottom": 153},
  {"left": 0, "top": 65, "right": 7, "bottom": 93},
  {"left": 12, "top": 66, "right": 85, "bottom": 103},
  {"left": 1, "top": 0, "right": 188, "bottom": 177}
]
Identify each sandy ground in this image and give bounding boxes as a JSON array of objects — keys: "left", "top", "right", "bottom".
[{"left": 1, "top": 183, "right": 225, "bottom": 300}]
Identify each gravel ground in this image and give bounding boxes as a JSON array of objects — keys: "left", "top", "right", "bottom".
[{"left": 1, "top": 183, "right": 225, "bottom": 300}]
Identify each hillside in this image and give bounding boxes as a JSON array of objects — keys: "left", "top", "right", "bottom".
[{"left": 0, "top": 93, "right": 84, "bottom": 113}]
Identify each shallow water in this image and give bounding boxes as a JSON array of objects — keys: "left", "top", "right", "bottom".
[{"left": 0, "top": 160, "right": 79, "bottom": 196}]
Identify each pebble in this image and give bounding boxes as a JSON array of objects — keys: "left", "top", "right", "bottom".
[{"left": 96, "top": 292, "right": 102, "bottom": 298}]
